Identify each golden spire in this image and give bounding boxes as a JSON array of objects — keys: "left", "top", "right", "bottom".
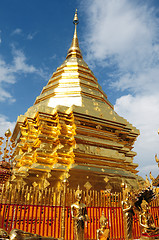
[{"left": 66, "top": 9, "right": 83, "bottom": 59}]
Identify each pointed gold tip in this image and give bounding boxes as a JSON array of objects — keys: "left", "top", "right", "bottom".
[
  {"left": 66, "top": 9, "right": 82, "bottom": 59},
  {"left": 73, "top": 9, "right": 79, "bottom": 25}
]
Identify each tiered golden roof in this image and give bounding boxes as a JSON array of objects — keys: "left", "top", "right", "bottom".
[{"left": 12, "top": 10, "right": 140, "bottom": 192}]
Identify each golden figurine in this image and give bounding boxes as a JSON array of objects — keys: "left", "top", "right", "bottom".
[
  {"left": 121, "top": 184, "right": 135, "bottom": 240},
  {"left": 71, "top": 186, "right": 88, "bottom": 240},
  {"left": 139, "top": 199, "right": 159, "bottom": 238},
  {"left": 96, "top": 211, "right": 110, "bottom": 240},
  {"left": 9, "top": 229, "right": 40, "bottom": 240},
  {"left": 0, "top": 228, "right": 9, "bottom": 239},
  {"left": 9, "top": 229, "right": 60, "bottom": 240}
]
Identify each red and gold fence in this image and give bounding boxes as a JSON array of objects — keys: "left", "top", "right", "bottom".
[
  {"left": 1, "top": 185, "right": 159, "bottom": 239},
  {"left": 3, "top": 203, "right": 159, "bottom": 239},
  {"left": 0, "top": 204, "right": 125, "bottom": 239}
]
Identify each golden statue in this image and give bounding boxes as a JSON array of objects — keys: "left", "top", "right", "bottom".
[
  {"left": 3, "top": 228, "right": 59, "bottom": 240},
  {"left": 121, "top": 185, "right": 134, "bottom": 240},
  {"left": 71, "top": 186, "right": 88, "bottom": 240},
  {"left": 96, "top": 211, "right": 110, "bottom": 240},
  {"left": 139, "top": 199, "right": 159, "bottom": 237},
  {"left": 9, "top": 229, "right": 40, "bottom": 240},
  {"left": 0, "top": 228, "right": 9, "bottom": 239}
]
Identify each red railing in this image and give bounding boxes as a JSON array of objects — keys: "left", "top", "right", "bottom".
[
  {"left": 1, "top": 203, "right": 159, "bottom": 239},
  {"left": 0, "top": 204, "right": 124, "bottom": 239}
]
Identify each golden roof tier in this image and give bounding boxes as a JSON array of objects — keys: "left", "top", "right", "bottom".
[
  {"left": 33, "top": 11, "right": 113, "bottom": 112},
  {"left": 11, "top": 10, "right": 140, "bottom": 192}
]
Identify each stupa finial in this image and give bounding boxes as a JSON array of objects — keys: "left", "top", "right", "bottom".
[
  {"left": 73, "top": 9, "right": 79, "bottom": 25},
  {"left": 66, "top": 9, "right": 82, "bottom": 59}
]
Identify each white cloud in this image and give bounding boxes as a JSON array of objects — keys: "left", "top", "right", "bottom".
[
  {"left": 12, "top": 47, "right": 37, "bottom": 73},
  {"left": 82, "top": 0, "right": 159, "bottom": 178},
  {"left": 50, "top": 54, "right": 57, "bottom": 60},
  {"left": 0, "top": 87, "right": 15, "bottom": 102},
  {"left": 115, "top": 94, "right": 159, "bottom": 132},
  {"left": 138, "top": 164, "right": 159, "bottom": 179},
  {"left": 115, "top": 94, "right": 159, "bottom": 178},
  {"left": 0, "top": 46, "right": 44, "bottom": 102},
  {"left": 11, "top": 28, "right": 22, "bottom": 35},
  {"left": 27, "top": 32, "right": 37, "bottom": 40},
  {"left": 83, "top": 0, "right": 159, "bottom": 91},
  {"left": 82, "top": 0, "right": 159, "bottom": 96},
  {"left": 11, "top": 29, "right": 38, "bottom": 40},
  {"left": 0, "top": 114, "right": 15, "bottom": 134},
  {"left": 112, "top": 67, "right": 159, "bottom": 95},
  {"left": 83, "top": 0, "right": 158, "bottom": 71}
]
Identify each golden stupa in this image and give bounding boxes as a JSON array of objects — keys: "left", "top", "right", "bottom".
[{"left": 11, "top": 10, "right": 140, "bottom": 192}]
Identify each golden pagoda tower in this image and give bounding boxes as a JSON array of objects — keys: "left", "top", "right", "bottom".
[{"left": 11, "top": 10, "right": 140, "bottom": 192}]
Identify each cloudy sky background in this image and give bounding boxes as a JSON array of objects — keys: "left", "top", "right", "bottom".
[{"left": 0, "top": 0, "right": 159, "bottom": 178}]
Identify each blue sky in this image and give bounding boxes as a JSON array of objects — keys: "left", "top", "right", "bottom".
[{"left": 1, "top": 0, "right": 159, "bottom": 179}]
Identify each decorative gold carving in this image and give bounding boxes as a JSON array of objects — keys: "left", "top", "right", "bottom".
[
  {"left": 32, "top": 182, "right": 38, "bottom": 188},
  {"left": 155, "top": 154, "right": 159, "bottom": 163},
  {"left": 43, "top": 179, "right": 50, "bottom": 189},
  {"left": 150, "top": 172, "right": 155, "bottom": 182},
  {"left": 0, "top": 129, "right": 15, "bottom": 184},
  {"left": 145, "top": 175, "right": 151, "bottom": 188},
  {"left": 11, "top": 175, "right": 16, "bottom": 181},
  {"left": 47, "top": 172, "right": 51, "bottom": 178},
  {"left": 104, "top": 177, "right": 109, "bottom": 183},
  {"left": 84, "top": 181, "right": 92, "bottom": 190},
  {"left": 5, "top": 129, "right": 12, "bottom": 138}
]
